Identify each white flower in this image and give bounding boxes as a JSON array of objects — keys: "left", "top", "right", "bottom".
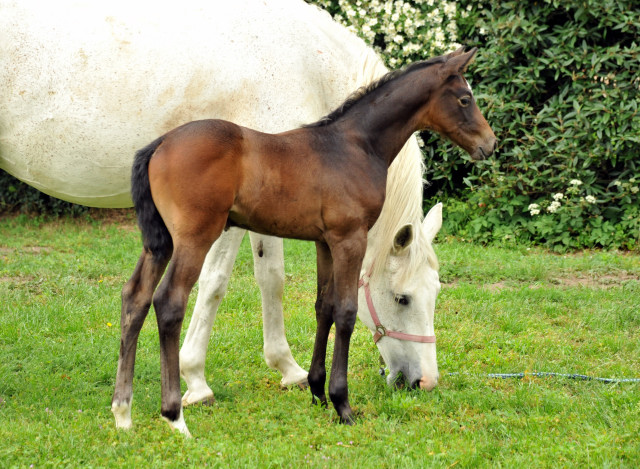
[
  {"left": 569, "top": 179, "right": 583, "bottom": 186},
  {"left": 553, "top": 193, "right": 564, "bottom": 201},
  {"left": 585, "top": 195, "right": 597, "bottom": 204},
  {"left": 444, "top": 3, "right": 456, "bottom": 16},
  {"left": 631, "top": 186, "right": 639, "bottom": 194},
  {"left": 528, "top": 203, "right": 540, "bottom": 216},
  {"left": 547, "top": 201, "right": 561, "bottom": 213}
]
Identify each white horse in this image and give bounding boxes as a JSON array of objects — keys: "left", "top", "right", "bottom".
[{"left": 0, "top": 0, "right": 442, "bottom": 430}]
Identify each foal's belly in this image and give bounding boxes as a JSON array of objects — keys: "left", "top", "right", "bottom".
[{"left": 228, "top": 197, "right": 325, "bottom": 241}]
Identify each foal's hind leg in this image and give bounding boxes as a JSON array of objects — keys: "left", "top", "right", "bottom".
[
  {"left": 113, "top": 250, "right": 170, "bottom": 429},
  {"left": 153, "top": 239, "right": 214, "bottom": 436}
]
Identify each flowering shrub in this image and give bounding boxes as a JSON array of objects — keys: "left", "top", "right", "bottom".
[
  {"left": 447, "top": 0, "right": 640, "bottom": 251},
  {"left": 310, "top": 0, "right": 640, "bottom": 251},
  {"left": 309, "top": 0, "right": 461, "bottom": 67}
]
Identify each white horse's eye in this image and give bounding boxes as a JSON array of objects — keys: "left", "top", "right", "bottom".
[{"left": 394, "top": 294, "right": 410, "bottom": 306}]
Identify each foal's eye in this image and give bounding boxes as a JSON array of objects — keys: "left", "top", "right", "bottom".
[
  {"left": 394, "top": 294, "right": 410, "bottom": 306},
  {"left": 458, "top": 95, "right": 472, "bottom": 107}
]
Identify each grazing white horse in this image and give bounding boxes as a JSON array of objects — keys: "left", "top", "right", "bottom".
[{"left": 0, "top": 0, "right": 442, "bottom": 431}]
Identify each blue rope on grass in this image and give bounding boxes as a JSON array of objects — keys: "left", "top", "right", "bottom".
[{"left": 447, "top": 371, "right": 640, "bottom": 384}]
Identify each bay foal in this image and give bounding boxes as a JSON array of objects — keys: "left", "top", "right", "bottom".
[{"left": 112, "top": 47, "right": 496, "bottom": 435}]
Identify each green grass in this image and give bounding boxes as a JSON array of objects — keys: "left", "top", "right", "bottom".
[{"left": 1, "top": 212, "right": 639, "bottom": 467}]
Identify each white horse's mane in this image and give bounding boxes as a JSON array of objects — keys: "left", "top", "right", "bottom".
[{"left": 357, "top": 49, "right": 439, "bottom": 280}]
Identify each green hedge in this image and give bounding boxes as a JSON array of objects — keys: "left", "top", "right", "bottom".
[
  {"left": 4, "top": 1, "right": 639, "bottom": 251},
  {"left": 448, "top": 0, "right": 640, "bottom": 250},
  {"left": 311, "top": 0, "right": 640, "bottom": 251},
  {"left": 0, "top": 171, "right": 87, "bottom": 216}
]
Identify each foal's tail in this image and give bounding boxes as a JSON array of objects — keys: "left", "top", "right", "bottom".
[{"left": 131, "top": 137, "right": 173, "bottom": 259}]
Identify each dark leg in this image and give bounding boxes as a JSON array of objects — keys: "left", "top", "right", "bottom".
[
  {"left": 308, "top": 242, "right": 334, "bottom": 408},
  {"left": 153, "top": 243, "right": 210, "bottom": 436},
  {"left": 327, "top": 233, "right": 367, "bottom": 424},
  {"left": 112, "top": 249, "right": 170, "bottom": 429}
]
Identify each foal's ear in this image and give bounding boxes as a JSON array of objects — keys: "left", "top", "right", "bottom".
[
  {"left": 446, "top": 46, "right": 466, "bottom": 59},
  {"left": 441, "top": 47, "right": 477, "bottom": 77},
  {"left": 392, "top": 224, "right": 414, "bottom": 255},
  {"left": 422, "top": 203, "right": 443, "bottom": 244}
]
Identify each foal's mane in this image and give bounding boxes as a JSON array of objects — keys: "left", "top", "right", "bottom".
[
  {"left": 338, "top": 49, "right": 440, "bottom": 281},
  {"left": 303, "top": 55, "right": 446, "bottom": 129}
]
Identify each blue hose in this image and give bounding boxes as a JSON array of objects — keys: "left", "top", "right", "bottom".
[{"left": 447, "top": 371, "right": 640, "bottom": 383}]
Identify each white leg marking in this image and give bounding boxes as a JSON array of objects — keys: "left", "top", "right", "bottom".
[
  {"left": 162, "top": 407, "right": 191, "bottom": 437},
  {"left": 112, "top": 398, "right": 132, "bottom": 430}
]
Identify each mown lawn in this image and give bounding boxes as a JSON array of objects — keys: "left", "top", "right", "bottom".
[{"left": 1, "top": 211, "right": 639, "bottom": 467}]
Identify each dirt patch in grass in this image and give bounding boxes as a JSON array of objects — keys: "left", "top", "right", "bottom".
[
  {"left": 0, "top": 246, "right": 52, "bottom": 254},
  {"left": 87, "top": 208, "right": 136, "bottom": 225},
  {"left": 445, "top": 272, "right": 639, "bottom": 290},
  {"left": 550, "top": 272, "right": 639, "bottom": 288},
  {"left": 0, "top": 274, "right": 37, "bottom": 285}
]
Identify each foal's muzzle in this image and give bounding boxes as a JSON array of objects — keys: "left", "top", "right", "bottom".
[{"left": 472, "top": 136, "right": 498, "bottom": 160}]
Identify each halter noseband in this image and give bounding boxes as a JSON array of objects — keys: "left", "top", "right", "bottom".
[{"left": 358, "top": 267, "right": 436, "bottom": 344}]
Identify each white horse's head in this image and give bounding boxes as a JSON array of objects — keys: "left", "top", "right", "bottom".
[{"left": 358, "top": 203, "right": 442, "bottom": 390}]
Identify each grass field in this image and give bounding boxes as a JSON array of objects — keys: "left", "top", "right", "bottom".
[{"left": 1, "top": 211, "right": 639, "bottom": 467}]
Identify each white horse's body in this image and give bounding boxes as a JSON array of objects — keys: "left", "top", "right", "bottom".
[{"left": 1, "top": 0, "right": 442, "bottom": 432}]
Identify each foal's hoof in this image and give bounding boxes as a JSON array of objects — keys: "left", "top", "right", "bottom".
[
  {"left": 311, "top": 394, "right": 328, "bottom": 408},
  {"left": 162, "top": 410, "right": 192, "bottom": 438},
  {"left": 112, "top": 401, "right": 133, "bottom": 430},
  {"left": 339, "top": 412, "right": 355, "bottom": 425}
]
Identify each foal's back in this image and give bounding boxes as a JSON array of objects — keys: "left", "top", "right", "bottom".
[{"left": 149, "top": 119, "right": 386, "bottom": 243}]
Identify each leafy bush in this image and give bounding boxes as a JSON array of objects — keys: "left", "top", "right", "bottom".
[
  {"left": 310, "top": 0, "right": 461, "bottom": 65},
  {"left": 448, "top": 0, "right": 640, "bottom": 251},
  {"left": 310, "top": 0, "right": 640, "bottom": 251},
  {"left": 0, "top": 171, "right": 87, "bottom": 216}
]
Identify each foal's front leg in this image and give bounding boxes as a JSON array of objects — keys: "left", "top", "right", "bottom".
[
  {"left": 308, "top": 242, "right": 334, "bottom": 408},
  {"left": 326, "top": 233, "right": 367, "bottom": 424}
]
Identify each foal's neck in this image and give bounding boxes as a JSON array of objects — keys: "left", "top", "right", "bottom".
[{"left": 341, "top": 69, "right": 437, "bottom": 167}]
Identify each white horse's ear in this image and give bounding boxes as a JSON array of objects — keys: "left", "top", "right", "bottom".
[
  {"left": 422, "top": 203, "right": 443, "bottom": 244},
  {"left": 392, "top": 224, "right": 414, "bottom": 254}
]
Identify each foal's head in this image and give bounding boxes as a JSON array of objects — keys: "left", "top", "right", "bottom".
[{"left": 418, "top": 47, "right": 497, "bottom": 160}]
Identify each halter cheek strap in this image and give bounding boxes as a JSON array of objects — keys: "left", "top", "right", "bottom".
[{"left": 358, "top": 267, "right": 436, "bottom": 344}]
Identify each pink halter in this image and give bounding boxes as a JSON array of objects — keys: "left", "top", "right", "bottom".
[{"left": 358, "top": 266, "right": 436, "bottom": 344}]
